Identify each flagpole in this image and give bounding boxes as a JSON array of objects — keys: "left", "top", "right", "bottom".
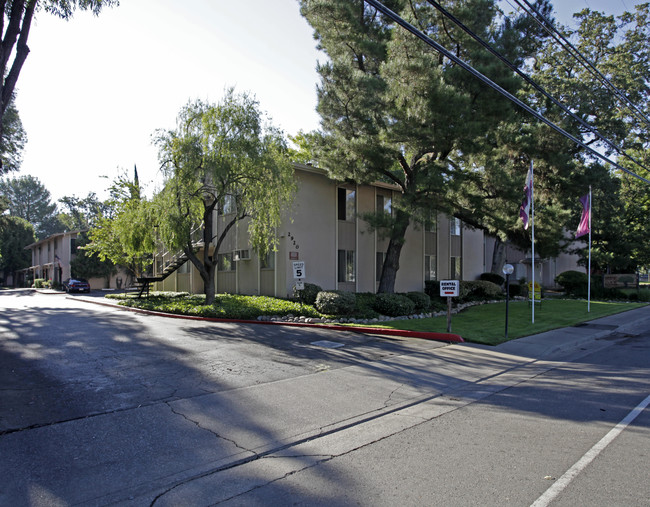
[
  {"left": 531, "top": 160, "right": 535, "bottom": 324},
  {"left": 587, "top": 185, "right": 592, "bottom": 313}
]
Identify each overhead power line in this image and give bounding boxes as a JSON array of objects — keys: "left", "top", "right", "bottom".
[
  {"left": 362, "top": 0, "right": 650, "bottom": 184},
  {"left": 513, "top": 0, "right": 650, "bottom": 129},
  {"left": 424, "top": 0, "right": 650, "bottom": 176}
]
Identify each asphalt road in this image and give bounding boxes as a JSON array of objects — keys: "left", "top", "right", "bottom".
[{"left": 1, "top": 290, "right": 648, "bottom": 506}]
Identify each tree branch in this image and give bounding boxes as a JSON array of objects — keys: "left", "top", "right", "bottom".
[{"left": 2, "top": 0, "right": 35, "bottom": 116}]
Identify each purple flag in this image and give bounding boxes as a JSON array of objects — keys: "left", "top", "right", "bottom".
[
  {"left": 575, "top": 193, "right": 590, "bottom": 238},
  {"left": 519, "top": 166, "right": 533, "bottom": 229}
]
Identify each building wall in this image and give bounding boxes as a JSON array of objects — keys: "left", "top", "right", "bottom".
[{"left": 154, "top": 164, "right": 488, "bottom": 296}]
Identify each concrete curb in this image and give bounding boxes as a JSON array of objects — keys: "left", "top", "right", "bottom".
[{"left": 71, "top": 295, "right": 465, "bottom": 344}]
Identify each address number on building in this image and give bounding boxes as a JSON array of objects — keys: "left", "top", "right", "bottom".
[
  {"left": 292, "top": 261, "right": 306, "bottom": 279},
  {"left": 440, "top": 280, "right": 459, "bottom": 297}
]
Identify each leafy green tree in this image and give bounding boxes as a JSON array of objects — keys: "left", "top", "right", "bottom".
[
  {"left": 1, "top": 93, "right": 26, "bottom": 174},
  {"left": 299, "top": 0, "right": 552, "bottom": 292},
  {"left": 69, "top": 232, "right": 115, "bottom": 287},
  {"left": 0, "top": 173, "right": 59, "bottom": 237},
  {"left": 0, "top": 214, "right": 34, "bottom": 283},
  {"left": 0, "top": 0, "right": 118, "bottom": 169},
  {"left": 84, "top": 170, "right": 155, "bottom": 281},
  {"left": 154, "top": 89, "right": 295, "bottom": 305},
  {"left": 58, "top": 192, "right": 108, "bottom": 230},
  {"left": 528, "top": 4, "right": 650, "bottom": 273}
]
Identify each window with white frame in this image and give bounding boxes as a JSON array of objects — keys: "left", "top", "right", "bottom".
[
  {"left": 338, "top": 249, "right": 356, "bottom": 283},
  {"left": 425, "top": 255, "right": 437, "bottom": 281},
  {"left": 376, "top": 193, "right": 392, "bottom": 216},
  {"left": 260, "top": 251, "right": 275, "bottom": 270},
  {"left": 337, "top": 187, "right": 356, "bottom": 221},
  {"left": 217, "top": 252, "right": 234, "bottom": 271},
  {"left": 450, "top": 256, "right": 462, "bottom": 279},
  {"left": 376, "top": 252, "right": 386, "bottom": 282},
  {"left": 450, "top": 217, "right": 461, "bottom": 236},
  {"left": 426, "top": 213, "right": 438, "bottom": 233},
  {"left": 219, "top": 194, "right": 236, "bottom": 215}
]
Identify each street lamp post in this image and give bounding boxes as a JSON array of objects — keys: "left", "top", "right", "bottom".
[{"left": 503, "top": 263, "right": 514, "bottom": 340}]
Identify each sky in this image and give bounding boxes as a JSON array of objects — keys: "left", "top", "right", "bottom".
[{"left": 11, "top": 0, "right": 638, "bottom": 204}]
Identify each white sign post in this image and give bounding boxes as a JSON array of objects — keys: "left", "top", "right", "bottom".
[{"left": 440, "top": 280, "right": 460, "bottom": 332}]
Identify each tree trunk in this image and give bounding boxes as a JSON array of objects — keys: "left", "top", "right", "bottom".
[
  {"left": 490, "top": 237, "right": 506, "bottom": 274},
  {"left": 203, "top": 200, "right": 217, "bottom": 305},
  {"left": 377, "top": 209, "right": 410, "bottom": 294}
]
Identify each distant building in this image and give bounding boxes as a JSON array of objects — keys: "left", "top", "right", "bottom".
[
  {"left": 23, "top": 230, "right": 129, "bottom": 290},
  {"left": 24, "top": 230, "right": 85, "bottom": 286}
]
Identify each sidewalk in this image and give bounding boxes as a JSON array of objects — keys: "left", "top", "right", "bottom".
[{"left": 491, "top": 304, "right": 650, "bottom": 359}]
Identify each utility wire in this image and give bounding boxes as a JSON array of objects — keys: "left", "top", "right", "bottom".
[
  {"left": 514, "top": 0, "right": 650, "bottom": 129},
  {"left": 361, "top": 0, "right": 650, "bottom": 184},
  {"left": 424, "top": 0, "right": 650, "bottom": 175}
]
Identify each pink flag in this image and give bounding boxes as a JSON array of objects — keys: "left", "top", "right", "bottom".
[
  {"left": 519, "top": 165, "right": 533, "bottom": 229},
  {"left": 575, "top": 193, "right": 590, "bottom": 238}
]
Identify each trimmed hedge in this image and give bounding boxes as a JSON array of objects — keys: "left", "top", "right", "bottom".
[
  {"left": 555, "top": 270, "right": 588, "bottom": 295},
  {"left": 479, "top": 272, "right": 505, "bottom": 286},
  {"left": 405, "top": 291, "right": 431, "bottom": 312},
  {"left": 373, "top": 293, "right": 416, "bottom": 317},
  {"left": 315, "top": 290, "right": 356, "bottom": 315},
  {"left": 293, "top": 282, "right": 322, "bottom": 305}
]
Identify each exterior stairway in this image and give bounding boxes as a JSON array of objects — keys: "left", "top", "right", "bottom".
[
  {"left": 135, "top": 250, "right": 193, "bottom": 298},
  {"left": 135, "top": 225, "right": 204, "bottom": 298}
]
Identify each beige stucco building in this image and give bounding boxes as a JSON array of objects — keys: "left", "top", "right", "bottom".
[
  {"left": 152, "top": 164, "right": 490, "bottom": 296},
  {"left": 24, "top": 230, "right": 130, "bottom": 290},
  {"left": 24, "top": 230, "right": 85, "bottom": 286}
]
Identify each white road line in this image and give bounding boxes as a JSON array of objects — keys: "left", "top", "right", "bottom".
[{"left": 531, "top": 393, "right": 650, "bottom": 507}]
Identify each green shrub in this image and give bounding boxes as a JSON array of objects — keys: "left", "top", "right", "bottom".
[
  {"left": 405, "top": 291, "right": 431, "bottom": 312},
  {"left": 638, "top": 290, "right": 650, "bottom": 302},
  {"left": 293, "top": 282, "right": 322, "bottom": 305},
  {"left": 354, "top": 292, "right": 380, "bottom": 319},
  {"left": 373, "top": 293, "right": 416, "bottom": 317},
  {"left": 424, "top": 280, "right": 440, "bottom": 300},
  {"left": 33, "top": 278, "right": 46, "bottom": 288},
  {"left": 506, "top": 284, "right": 521, "bottom": 297},
  {"left": 479, "top": 272, "right": 505, "bottom": 286},
  {"left": 459, "top": 281, "right": 503, "bottom": 302},
  {"left": 315, "top": 290, "right": 356, "bottom": 315},
  {"left": 555, "top": 271, "right": 588, "bottom": 295}
]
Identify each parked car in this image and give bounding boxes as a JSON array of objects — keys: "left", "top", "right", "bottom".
[{"left": 63, "top": 278, "right": 91, "bottom": 293}]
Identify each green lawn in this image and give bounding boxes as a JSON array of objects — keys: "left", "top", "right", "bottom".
[{"left": 355, "top": 300, "right": 647, "bottom": 345}]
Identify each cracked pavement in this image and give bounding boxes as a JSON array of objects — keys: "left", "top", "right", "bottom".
[{"left": 2, "top": 290, "right": 649, "bottom": 506}]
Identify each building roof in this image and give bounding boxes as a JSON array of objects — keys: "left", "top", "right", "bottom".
[{"left": 24, "top": 230, "right": 87, "bottom": 250}]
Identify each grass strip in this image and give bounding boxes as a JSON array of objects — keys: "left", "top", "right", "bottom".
[{"left": 349, "top": 300, "right": 647, "bottom": 345}]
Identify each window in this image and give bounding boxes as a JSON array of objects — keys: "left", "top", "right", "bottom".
[
  {"left": 338, "top": 249, "right": 356, "bottom": 283},
  {"left": 425, "top": 255, "right": 437, "bottom": 281},
  {"left": 260, "top": 251, "right": 275, "bottom": 269},
  {"left": 450, "top": 217, "right": 461, "bottom": 236},
  {"left": 337, "top": 187, "right": 356, "bottom": 221},
  {"left": 177, "top": 261, "right": 191, "bottom": 274},
  {"left": 376, "top": 252, "right": 386, "bottom": 282},
  {"left": 71, "top": 238, "right": 77, "bottom": 254},
  {"left": 450, "top": 256, "right": 462, "bottom": 279},
  {"left": 217, "top": 252, "right": 234, "bottom": 271},
  {"left": 425, "top": 214, "right": 438, "bottom": 233},
  {"left": 219, "top": 194, "right": 236, "bottom": 215},
  {"left": 377, "top": 194, "right": 392, "bottom": 216}
]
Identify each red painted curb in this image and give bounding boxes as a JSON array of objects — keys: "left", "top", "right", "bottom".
[{"left": 75, "top": 296, "right": 464, "bottom": 343}]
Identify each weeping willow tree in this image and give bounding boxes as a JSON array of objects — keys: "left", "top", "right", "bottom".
[{"left": 153, "top": 89, "right": 295, "bottom": 304}]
